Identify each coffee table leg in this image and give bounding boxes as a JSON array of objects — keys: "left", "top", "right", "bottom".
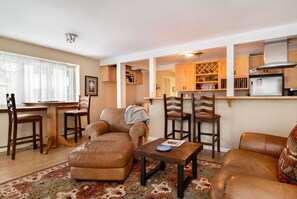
[
  {"left": 140, "top": 156, "right": 146, "bottom": 186},
  {"left": 177, "top": 164, "right": 184, "bottom": 198},
  {"left": 161, "top": 161, "right": 165, "bottom": 170},
  {"left": 192, "top": 155, "right": 197, "bottom": 178}
]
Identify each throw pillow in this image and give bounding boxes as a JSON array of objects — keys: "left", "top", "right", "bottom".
[{"left": 278, "top": 124, "right": 297, "bottom": 185}]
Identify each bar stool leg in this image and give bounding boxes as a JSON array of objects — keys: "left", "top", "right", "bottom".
[
  {"left": 212, "top": 121, "right": 215, "bottom": 159},
  {"left": 164, "top": 118, "right": 168, "bottom": 138},
  {"left": 180, "top": 119, "right": 183, "bottom": 140},
  {"left": 7, "top": 122, "right": 12, "bottom": 156},
  {"left": 78, "top": 117, "right": 82, "bottom": 137},
  {"left": 172, "top": 120, "right": 175, "bottom": 139},
  {"left": 217, "top": 119, "right": 220, "bottom": 152},
  {"left": 188, "top": 118, "right": 191, "bottom": 142}
]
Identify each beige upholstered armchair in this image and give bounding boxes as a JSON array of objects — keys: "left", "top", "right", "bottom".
[{"left": 85, "top": 108, "right": 147, "bottom": 148}]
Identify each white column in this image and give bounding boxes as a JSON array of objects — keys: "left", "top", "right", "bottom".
[
  {"left": 226, "top": 44, "right": 234, "bottom": 96},
  {"left": 116, "top": 62, "right": 126, "bottom": 108},
  {"left": 149, "top": 57, "right": 157, "bottom": 97}
]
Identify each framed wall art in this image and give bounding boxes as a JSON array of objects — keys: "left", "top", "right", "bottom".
[{"left": 85, "top": 76, "right": 98, "bottom": 96}]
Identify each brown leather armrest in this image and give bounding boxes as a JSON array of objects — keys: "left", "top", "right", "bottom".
[
  {"left": 129, "top": 121, "right": 147, "bottom": 147},
  {"left": 224, "top": 175, "right": 297, "bottom": 199},
  {"left": 239, "top": 132, "right": 287, "bottom": 158},
  {"left": 85, "top": 120, "right": 109, "bottom": 140}
]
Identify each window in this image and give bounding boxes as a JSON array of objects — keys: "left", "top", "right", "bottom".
[{"left": 0, "top": 52, "right": 79, "bottom": 106}]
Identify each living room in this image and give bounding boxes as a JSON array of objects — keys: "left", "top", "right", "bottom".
[{"left": 1, "top": 1, "right": 297, "bottom": 198}]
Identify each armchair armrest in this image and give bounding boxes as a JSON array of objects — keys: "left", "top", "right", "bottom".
[
  {"left": 239, "top": 132, "right": 287, "bottom": 158},
  {"left": 85, "top": 120, "right": 109, "bottom": 140},
  {"left": 224, "top": 175, "right": 297, "bottom": 199},
  {"left": 129, "top": 121, "right": 147, "bottom": 148}
]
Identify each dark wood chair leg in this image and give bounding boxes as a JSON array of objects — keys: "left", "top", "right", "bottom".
[
  {"left": 74, "top": 116, "right": 78, "bottom": 143},
  {"left": 7, "top": 121, "right": 12, "bottom": 156},
  {"left": 198, "top": 122, "right": 201, "bottom": 142},
  {"left": 171, "top": 120, "right": 175, "bottom": 139},
  {"left": 12, "top": 124, "right": 17, "bottom": 160},
  {"left": 188, "top": 118, "right": 191, "bottom": 142},
  {"left": 33, "top": 122, "right": 37, "bottom": 149},
  {"left": 217, "top": 119, "right": 220, "bottom": 152},
  {"left": 78, "top": 117, "right": 82, "bottom": 137},
  {"left": 39, "top": 119, "right": 43, "bottom": 154},
  {"left": 64, "top": 114, "right": 68, "bottom": 140},
  {"left": 212, "top": 121, "right": 215, "bottom": 159}
]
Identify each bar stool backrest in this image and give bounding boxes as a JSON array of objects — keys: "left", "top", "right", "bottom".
[
  {"left": 78, "top": 95, "right": 91, "bottom": 112},
  {"left": 191, "top": 93, "right": 215, "bottom": 118},
  {"left": 163, "top": 93, "right": 184, "bottom": 119}
]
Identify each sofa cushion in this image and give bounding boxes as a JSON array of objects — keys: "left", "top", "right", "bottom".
[
  {"left": 278, "top": 124, "right": 297, "bottom": 185},
  {"left": 223, "top": 149, "right": 279, "bottom": 181}
]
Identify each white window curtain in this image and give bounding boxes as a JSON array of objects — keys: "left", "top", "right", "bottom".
[{"left": 0, "top": 53, "right": 78, "bottom": 106}]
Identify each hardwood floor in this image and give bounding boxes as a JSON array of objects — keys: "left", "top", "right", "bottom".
[{"left": 0, "top": 137, "right": 226, "bottom": 184}]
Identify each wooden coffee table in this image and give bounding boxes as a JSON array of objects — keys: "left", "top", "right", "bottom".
[{"left": 134, "top": 138, "right": 203, "bottom": 199}]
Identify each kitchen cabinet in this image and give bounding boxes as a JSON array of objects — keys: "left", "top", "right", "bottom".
[
  {"left": 249, "top": 55, "right": 283, "bottom": 75},
  {"left": 234, "top": 56, "right": 249, "bottom": 77},
  {"left": 195, "top": 60, "right": 219, "bottom": 90},
  {"left": 101, "top": 65, "right": 116, "bottom": 82},
  {"left": 175, "top": 63, "right": 195, "bottom": 91},
  {"left": 284, "top": 50, "right": 297, "bottom": 88},
  {"left": 126, "top": 70, "right": 143, "bottom": 84}
]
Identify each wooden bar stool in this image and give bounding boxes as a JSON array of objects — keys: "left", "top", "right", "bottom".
[
  {"left": 191, "top": 93, "right": 221, "bottom": 158},
  {"left": 6, "top": 93, "right": 43, "bottom": 160},
  {"left": 163, "top": 94, "right": 191, "bottom": 141},
  {"left": 64, "top": 95, "right": 90, "bottom": 143}
]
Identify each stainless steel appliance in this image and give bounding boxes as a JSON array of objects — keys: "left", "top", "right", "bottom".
[{"left": 249, "top": 74, "right": 283, "bottom": 96}]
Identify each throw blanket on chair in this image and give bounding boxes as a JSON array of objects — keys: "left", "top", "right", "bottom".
[{"left": 125, "top": 105, "right": 150, "bottom": 127}]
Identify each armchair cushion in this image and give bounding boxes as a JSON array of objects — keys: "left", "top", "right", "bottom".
[
  {"left": 85, "top": 108, "right": 147, "bottom": 148},
  {"left": 278, "top": 124, "right": 297, "bottom": 185}
]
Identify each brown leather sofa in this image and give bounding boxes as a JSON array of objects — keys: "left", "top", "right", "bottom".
[
  {"left": 85, "top": 108, "right": 147, "bottom": 148},
  {"left": 210, "top": 132, "right": 297, "bottom": 199}
]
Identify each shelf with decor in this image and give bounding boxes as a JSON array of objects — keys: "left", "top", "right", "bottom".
[
  {"left": 195, "top": 60, "right": 219, "bottom": 90},
  {"left": 220, "top": 77, "right": 249, "bottom": 90}
]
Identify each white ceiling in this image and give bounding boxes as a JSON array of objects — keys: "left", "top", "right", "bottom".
[{"left": 1, "top": 0, "right": 297, "bottom": 65}]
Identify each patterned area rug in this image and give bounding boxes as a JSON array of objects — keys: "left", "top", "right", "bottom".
[{"left": 0, "top": 160, "right": 221, "bottom": 199}]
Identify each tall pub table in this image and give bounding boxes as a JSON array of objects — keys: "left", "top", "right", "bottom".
[
  {"left": 24, "top": 101, "right": 78, "bottom": 154},
  {"left": 134, "top": 138, "right": 203, "bottom": 198}
]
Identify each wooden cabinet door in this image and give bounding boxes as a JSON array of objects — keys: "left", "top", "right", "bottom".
[
  {"left": 101, "top": 66, "right": 116, "bottom": 82},
  {"left": 284, "top": 50, "right": 297, "bottom": 88},
  {"left": 234, "top": 56, "right": 249, "bottom": 77},
  {"left": 175, "top": 63, "right": 195, "bottom": 91},
  {"left": 219, "top": 58, "right": 227, "bottom": 78},
  {"left": 135, "top": 70, "right": 143, "bottom": 84}
]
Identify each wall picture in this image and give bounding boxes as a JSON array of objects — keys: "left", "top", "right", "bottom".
[{"left": 85, "top": 76, "right": 98, "bottom": 96}]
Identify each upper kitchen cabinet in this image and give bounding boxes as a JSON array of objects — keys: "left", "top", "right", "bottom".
[
  {"left": 101, "top": 65, "right": 116, "bottom": 82},
  {"left": 284, "top": 50, "right": 297, "bottom": 88},
  {"left": 249, "top": 54, "right": 283, "bottom": 75},
  {"left": 195, "top": 59, "right": 220, "bottom": 90},
  {"left": 126, "top": 69, "right": 143, "bottom": 84},
  {"left": 234, "top": 56, "right": 249, "bottom": 77},
  {"left": 175, "top": 63, "right": 195, "bottom": 91}
]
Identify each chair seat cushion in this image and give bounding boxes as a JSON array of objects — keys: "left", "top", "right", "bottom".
[
  {"left": 65, "top": 110, "right": 88, "bottom": 116},
  {"left": 195, "top": 113, "right": 221, "bottom": 120},
  {"left": 93, "top": 132, "right": 131, "bottom": 141},
  {"left": 68, "top": 140, "right": 133, "bottom": 168},
  {"left": 167, "top": 111, "right": 191, "bottom": 118},
  {"left": 17, "top": 114, "right": 42, "bottom": 123},
  {"left": 278, "top": 124, "right": 297, "bottom": 185}
]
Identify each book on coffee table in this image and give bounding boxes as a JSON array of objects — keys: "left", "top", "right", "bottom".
[{"left": 161, "top": 139, "right": 185, "bottom": 147}]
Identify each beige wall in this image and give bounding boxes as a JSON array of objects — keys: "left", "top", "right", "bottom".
[
  {"left": 0, "top": 36, "right": 118, "bottom": 148},
  {"left": 156, "top": 70, "right": 176, "bottom": 97},
  {"left": 136, "top": 71, "right": 149, "bottom": 103}
]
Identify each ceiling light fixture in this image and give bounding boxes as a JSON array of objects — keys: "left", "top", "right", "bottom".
[
  {"left": 65, "top": 33, "right": 78, "bottom": 43},
  {"left": 185, "top": 51, "right": 203, "bottom": 58}
]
